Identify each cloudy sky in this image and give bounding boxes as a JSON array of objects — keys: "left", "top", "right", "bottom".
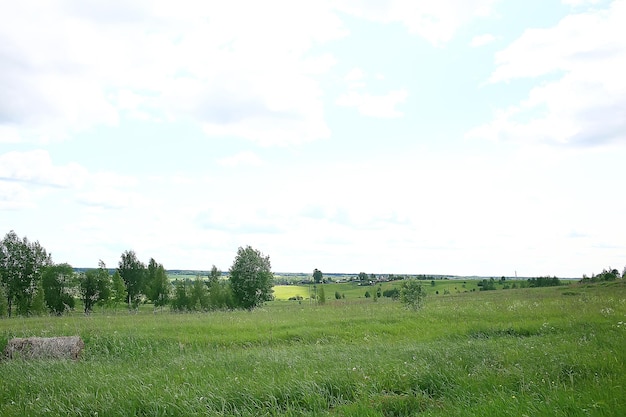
[{"left": 1, "top": 0, "right": 625, "bottom": 277}]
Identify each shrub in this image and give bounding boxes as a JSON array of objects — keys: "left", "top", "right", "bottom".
[
  {"left": 400, "top": 279, "right": 426, "bottom": 310},
  {"left": 528, "top": 276, "right": 561, "bottom": 287},
  {"left": 318, "top": 285, "right": 326, "bottom": 305},
  {"left": 383, "top": 288, "right": 400, "bottom": 299}
]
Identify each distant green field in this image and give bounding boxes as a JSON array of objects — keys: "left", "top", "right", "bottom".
[
  {"left": 273, "top": 285, "right": 311, "bottom": 300},
  {"left": 273, "top": 279, "right": 483, "bottom": 301},
  {"left": 1, "top": 280, "right": 624, "bottom": 416}
]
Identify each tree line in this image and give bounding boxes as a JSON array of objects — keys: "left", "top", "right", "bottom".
[{"left": 0, "top": 231, "right": 274, "bottom": 317}]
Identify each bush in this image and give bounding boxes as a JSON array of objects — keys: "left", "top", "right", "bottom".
[
  {"left": 318, "top": 285, "right": 326, "bottom": 305},
  {"left": 382, "top": 288, "right": 400, "bottom": 300},
  {"left": 479, "top": 278, "right": 496, "bottom": 291},
  {"left": 528, "top": 276, "right": 561, "bottom": 287},
  {"left": 207, "top": 280, "right": 235, "bottom": 310},
  {"left": 400, "top": 279, "right": 426, "bottom": 310}
]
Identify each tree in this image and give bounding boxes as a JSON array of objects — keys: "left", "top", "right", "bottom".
[
  {"left": 79, "top": 270, "right": 101, "bottom": 314},
  {"left": 117, "top": 250, "right": 146, "bottom": 309},
  {"left": 229, "top": 246, "right": 274, "bottom": 310},
  {"left": 400, "top": 279, "right": 426, "bottom": 310},
  {"left": 79, "top": 262, "right": 110, "bottom": 314},
  {"left": 171, "top": 279, "right": 189, "bottom": 312},
  {"left": 0, "top": 284, "right": 7, "bottom": 317},
  {"left": 313, "top": 268, "right": 323, "bottom": 284},
  {"left": 146, "top": 258, "right": 170, "bottom": 311},
  {"left": 208, "top": 265, "right": 221, "bottom": 285},
  {"left": 383, "top": 288, "right": 400, "bottom": 300},
  {"left": 318, "top": 284, "right": 326, "bottom": 305},
  {"left": 0, "top": 231, "right": 52, "bottom": 317},
  {"left": 358, "top": 272, "right": 369, "bottom": 284},
  {"left": 111, "top": 271, "right": 127, "bottom": 307},
  {"left": 207, "top": 279, "right": 234, "bottom": 310},
  {"left": 30, "top": 280, "right": 47, "bottom": 316},
  {"left": 41, "top": 263, "right": 75, "bottom": 315},
  {"left": 189, "top": 275, "right": 209, "bottom": 311},
  {"left": 96, "top": 260, "right": 112, "bottom": 307}
]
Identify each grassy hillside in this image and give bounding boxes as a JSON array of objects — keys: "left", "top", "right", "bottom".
[{"left": 1, "top": 281, "right": 624, "bottom": 416}]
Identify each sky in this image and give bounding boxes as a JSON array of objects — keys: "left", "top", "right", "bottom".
[{"left": 1, "top": 0, "right": 625, "bottom": 278}]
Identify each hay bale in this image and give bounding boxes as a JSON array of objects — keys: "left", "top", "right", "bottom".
[{"left": 4, "top": 336, "right": 84, "bottom": 360}]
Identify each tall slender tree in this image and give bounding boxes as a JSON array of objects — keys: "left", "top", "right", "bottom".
[
  {"left": 208, "top": 265, "right": 221, "bottom": 285},
  {"left": 111, "top": 270, "right": 127, "bottom": 307},
  {"left": 146, "top": 258, "right": 170, "bottom": 311}
]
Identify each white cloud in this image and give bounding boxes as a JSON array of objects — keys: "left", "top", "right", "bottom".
[
  {"left": 344, "top": 67, "right": 367, "bottom": 90},
  {"left": 0, "top": 150, "right": 142, "bottom": 211},
  {"left": 0, "top": 150, "right": 87, "bottom": 188},
  {"left": 470, "top": 33, "right": 496, "bottom": 47},
  {"left": 0, "top": 1, "right": 345, "bottom": 146},
  {"left": 336, "top": 90, "right": 408, "bottom": 118},
  {"left": 468, "top": 0, "right": 626, "bottom": 146},
  {"left": 336, "top": 0, "right": 498, "bottom": 45},
  {"left": 562, "top": 0, "right": 602, "bottom": 6},
  {"left": 218, "top": 151, "right": 264, "bottom": 168},
  {"left": 0, "top": 182, "right": 34, "bottom": 210}
]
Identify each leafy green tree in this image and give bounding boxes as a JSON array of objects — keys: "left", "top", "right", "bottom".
[
  {"left": 41, "top": 263, "right": 75, "bottom": 315},
  {"left": 383, "top": 288, "right": 400, "bottom": 299},
  {"left": 313, "top": 268, "right": 323, "bottom": 284},
  {"left": 79, "top": 263, "right": 110, "bottom": 314},
  {"left": 318, "top": 284, "right": 326, "bottom": 305},
  {"left": 146, "top": 258, "right": 170, "bottom": 311},
  {"left": 208, "top": 265, "right": 221, "bottom": 285},
  {"left": 171, "top": 279, "right": 189, "bottom": 312},
  {"left": 400, "top": 279, "right": 426, "bottom": 310},
  {"left": 189, "top": 275, "right": 208, "bottom": 311},
  {"left": 479, "top": 277, "right": 496, "bottom": 291},
  {"left": 335, "top": 291, "right": 341, "bottom": 300},
  {"left": 30, "top": 280, "right": 47, "bottom": 316},
  {"left": 229, "top": 246, "right": 274, "bottom": 310},
  {"left": 207, "top": 279, "right": 235, "bottom": 310},
  {"left": 79, "top": 270, "right": 99, "bottom": 314},
  {"left": 111, "top": 270, "right": 127, "bottom": 307},
  {"left": 364, "top": 290, "right": 371, "bottom": 298},
  {"left": 117, "top": 250, "right": 146, "bottom": 309},
  {"left": 0, "top": 284, "right": 7, "bottom": 317},
  {"left": 358, "top": 272, "right": 369, "bottom": 284},
  {"left": 0, "top": 231, "right": 52, "bottom": 317},
  {"left": 96, "top": 260, "right": 112, "bottom": 307}
]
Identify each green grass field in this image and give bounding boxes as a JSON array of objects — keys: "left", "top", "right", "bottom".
[{"left": 1, "top": 281, "right": 625, "bottom": 416}]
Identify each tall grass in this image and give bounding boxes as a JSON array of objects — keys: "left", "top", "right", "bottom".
[{"left": 1, "top": 281, "right": 624, "bottom": 416}]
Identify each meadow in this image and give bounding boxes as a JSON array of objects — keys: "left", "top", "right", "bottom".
[{"left": 0, "top": 280, "right": 624, "bottom": 416}]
